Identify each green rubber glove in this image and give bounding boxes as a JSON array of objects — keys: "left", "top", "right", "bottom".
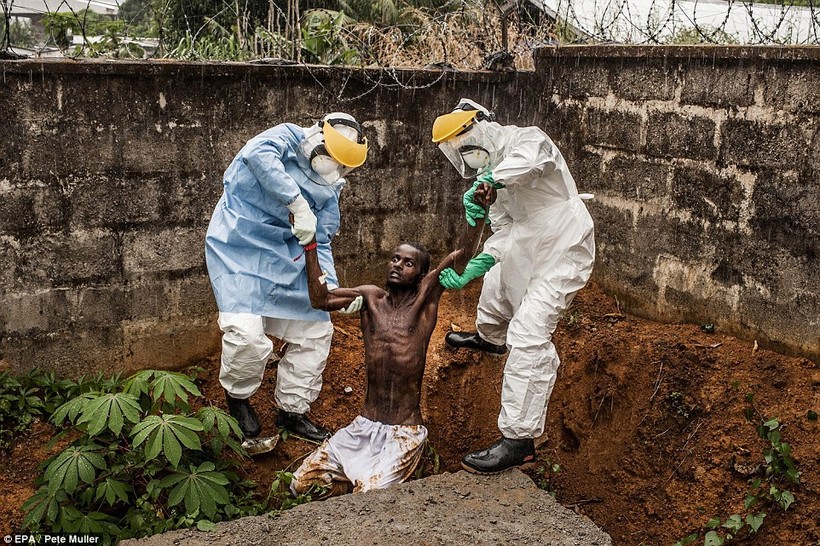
[
  {"left": 439, "top": 253, "right": 496, "bottom": 290},
  {"left": 477, "top": 171, "right": 505, "bottom": 189},
  {"left": 462, "top": 180, "right": 486, "bottom": 227}
]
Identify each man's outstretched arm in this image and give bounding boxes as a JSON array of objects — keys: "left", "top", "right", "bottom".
[
  {"left": 437, "top": 182, "right": 497, "bottom": 289},
  {"left": 433, "top": 182, "right": 494, "bottom": 278},
  {"left": 304, "top": 239, "right": 364, "bottom": 312}
]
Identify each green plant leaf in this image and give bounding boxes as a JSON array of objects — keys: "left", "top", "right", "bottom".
[
  {"left": 21, "top": 486, "right": 55, "bottom": 527},
  {"left": 131, "top": 414, "right": 203, "bottom": 466},
  {"left": 150, "top": 372, "right": 201, "bottom": 406},
  {"left": 705, "top": 517, "right": 721, "bottom": 529},
  {"left": 763, "top": 418, "right": 779, "bottom": 431},
  {"left": 51, "top": 393, "right": 96, "bottom": 425},
  {"left": 746, "top": 512, "right": 765, "bottom": 533},
  {"left": 95, "top": 478, "right": 131, "bottom": 506},
  {"left": 744, "top": 493, "right": 758, "bottom": 509},
  {"left": 197, "top": 406, "right": 242, "bottom": 439},
  {"left": 722, "top": 514, "right": 743, "bottom": 532},
  {"left": 123, "top": 370, "right": 155, "bottom": 398},
  {"left": 76, "top": 392, "right": 142, "bottom": 436},
  {"left": 164, "top": 463, "right": 231, "bottom": 519},
  {"left": 704, "top": 530, "right": 724, "bottom": 546},
  {"left": 807, "top": 410, "right": 818, "bottom": 421},
  {"left": 197, "top": 519, "right": 217, "bottom": 531},
  {"left": 44, "top": 445, "right": 106, "bottom": 494},
  {"left": 779, "top": 490, "right": 795, "bottom": 511}
]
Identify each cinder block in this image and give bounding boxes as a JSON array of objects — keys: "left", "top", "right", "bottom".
[
  {"left": 21, "top": 229, "right": 119, "bottom": 287},
  {"left": 634, "top": 213, "right": 706, "bottom": 265},
  {"left": 603, "top": 156, "right": 669, "bottom": 200},
  {"left": 75, "top": 286, "right": 130, "bottom": 327},
  {"left": 552, "top": 63, "right": 610, "bottom": 99},
  {"left": 719, "top": 118, "right": 805, "bottom": 169},
  {"left": 0, "top": 236, "right": 21, "bottom": 291},
  {"left": 127, "top": 280, "right": 174, "bottom": 321},
  {"left": 121, "top": 317, "right": 220, "bottom": 372},
  {"left": 671, "top": 165, "right": 744, "bottom": 223},
  {"left": 0, "top": 183, "right": 65, "bottom": 237},
  {"left": 163, "top": 176, "right": 224, "bottom": 226},
  {"left": 175, "top": 275, "right": 218, "bottom": 316},
  {"left": 585, "top": 108, "right": 642, "bottom": 153},
  {"left": 610, "top": 63, "right": 677, "bottom": 102},
  {"left": 749, "top": 170, "right": 820, "bottom": 260},
  {"left": 0, "top": 289, "right": 73, "bottom": 334},
  {"left": 1, "top": 328, "right": 124, "bottom": 378},
  {"left": 122, "top": 226, "right": 206, "bottom": 276},
  {"left": 573, "top": 149, "right": 604, "bottom": 193},
  {"left": 70, "top": 176, "right": 163, "bottom": 228},
  {"left": 543, "top": 104, "right": 584, "bottom": 162},
  {"left": 25, "top": 120, "right": 120, "bottom": 178},
  {"left": 587, "top": 203, "right": 632, "bottom": 254},
  {"left": 646, "top": 112, "right": 717, "bottom": 161},
  {"left": 680, "top": 66, "right": 756, "bottom": 108},
  {"left": 763, "top": 65, "right": 820, "bottom": 114}
]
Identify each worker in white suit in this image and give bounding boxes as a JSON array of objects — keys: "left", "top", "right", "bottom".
[
  {"left": 433, "top": 99, "right": 595, "bottom": 473},
  {"left": 205, "top": 113, "right": 368, "bottom": 443}
]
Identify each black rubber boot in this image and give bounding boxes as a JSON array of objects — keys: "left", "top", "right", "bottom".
[
  {"left": 276, "top": 410, "right": 332, "bottom": 443},
  {"left": 225, "top": 392, "right": 262, "bottom": 438},
  {"left": 445, "top": 331, "right": 507, "bottom": 354},
  {"left": 461, "top": 437, "right": 536, "bottom": 474}
]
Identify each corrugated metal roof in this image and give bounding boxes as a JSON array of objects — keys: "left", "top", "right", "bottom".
[{"left": 11, "top": 0, "right": 121, "bottom": 16}]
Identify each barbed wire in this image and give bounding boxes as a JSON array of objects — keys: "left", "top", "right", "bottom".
[{"left": 1, "top": 0, "right": 818, "bottom": 67}]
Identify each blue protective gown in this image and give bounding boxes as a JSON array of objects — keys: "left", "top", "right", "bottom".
[{"left": 205, "top": 124, "right": 341, "bottom": 322}]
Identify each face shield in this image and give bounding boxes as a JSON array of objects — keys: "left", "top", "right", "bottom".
[
  {"left": 299, "top": 113, "right": 368, "bottom": 185},
  {"left": 436, "top": 120, "right": 498, "bottom": 179},
  {"left": 432, "top": 99, "right": 500, "bottom": 179}
]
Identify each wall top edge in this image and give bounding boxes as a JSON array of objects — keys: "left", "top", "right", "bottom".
[
  {"left": 0, "top": 58, "right": 531, "bottom": 82},
  {"left": 535, "top": 44, "right": 820, "bottom": 63}
]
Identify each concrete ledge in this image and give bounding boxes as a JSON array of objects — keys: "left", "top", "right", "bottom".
[{"left": 124, "top": 470, "right": 612, "bottom": 546}]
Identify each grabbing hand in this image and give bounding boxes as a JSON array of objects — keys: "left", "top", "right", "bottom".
[
  {"left": 439, "top": 253, "right": 496, "bottom": 290},
  {"left": 477, "top": 171, "right": 504, "bottom": 189},
  {"left": 462, "top": 181, "right": 488, "bottom": 227},
  {"left": 439, "top": 268, "right": 469, "bottom": 290},
  {"left": 286, "top": 195, "right": 317, "bottom": 246},
  {"left": 337, "top": 295, "right": 363, "bottom": 314}
]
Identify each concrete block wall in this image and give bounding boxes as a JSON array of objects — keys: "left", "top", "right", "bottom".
[
  {"left": 1, "top": 47, "right": 818, "bottom": 377},
  {"left": 534, "top": 46, "right": 819, "bottom": 360},
  {"left": 0, "top": 60, "right": 536, "bottom": 376}
]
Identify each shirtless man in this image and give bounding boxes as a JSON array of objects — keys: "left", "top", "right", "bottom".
[{"left": 290, "top": 184, "right": 493, "bottom": 496}]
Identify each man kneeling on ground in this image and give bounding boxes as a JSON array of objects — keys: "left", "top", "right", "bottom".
[{"left": 290, "top": 184, "right": 494, "bottom": 496}]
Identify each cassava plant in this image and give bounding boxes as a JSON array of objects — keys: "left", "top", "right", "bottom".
[{"left": 22, "top": 370, "right": 266, "bottom": 541}]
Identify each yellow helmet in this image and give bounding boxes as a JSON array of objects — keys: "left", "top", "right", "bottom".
[
  {"left": 431, "top": 109, "right": 479, "bottom": 143},
  {"left": 322, "top": 118, "right": 368, "bottom": 168}
]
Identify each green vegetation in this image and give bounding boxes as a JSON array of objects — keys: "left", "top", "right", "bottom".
[
  {"left": 534, "top": 456, "right": 561, "bottom": 496},
  {"left": 0, "top": 370, "right": 117, "bottom": 451},
  {"left": 674, "top": 392, "right": 800, "bottom": 546},
  {"left": 19, "top": 369, "right": 320, "bottom": 542}
]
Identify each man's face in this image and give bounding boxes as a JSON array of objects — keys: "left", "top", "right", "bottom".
[{"left": 386, "top": 244, "right": 424, "bottom": 289}]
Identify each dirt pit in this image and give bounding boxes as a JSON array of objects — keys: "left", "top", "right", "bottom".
[{"left": 2, "top": 281, "right": 818, "bottom": 545}]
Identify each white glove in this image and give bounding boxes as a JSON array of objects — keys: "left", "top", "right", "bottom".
[
  {"left": 286, "top": 195, "right": 317, "bottom": 246},
  {"left": 337, "top": 295, "right": 363, "bottom": 314}
]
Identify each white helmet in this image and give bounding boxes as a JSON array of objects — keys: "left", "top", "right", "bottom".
[
  {"left": 299, "top": 112, "right": 368, "bottom": 184},
  {"left": 431, "top": 99, "right": 503, "bottom": 179}
]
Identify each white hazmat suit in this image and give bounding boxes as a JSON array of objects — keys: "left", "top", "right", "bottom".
[{"left": 439, "top": 100, "right": 595, "bottom": 440}]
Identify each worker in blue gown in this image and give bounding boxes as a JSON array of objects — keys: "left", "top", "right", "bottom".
[{"left": 205, "top": 113, "right": 368, "bottom": 443}]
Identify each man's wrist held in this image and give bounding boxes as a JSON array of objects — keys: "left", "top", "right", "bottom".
[{"left": 304, "top": 241, "right": 318, "bottom": 251}]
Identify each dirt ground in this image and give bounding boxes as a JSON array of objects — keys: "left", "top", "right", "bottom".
[{"left": 2, "top": 280, "right": 818, "bottom": 545}]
